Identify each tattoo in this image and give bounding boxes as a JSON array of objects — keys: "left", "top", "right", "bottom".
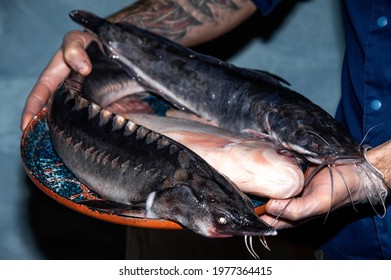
[
  {"left": 187, "top": 0, "right": 239, "bottom": 19},
  {"left": 110, "top": 1, "right": 199, "bottom": 41},
  {"left": 108, "top": 0, "right": 242, "bottom": 42}
]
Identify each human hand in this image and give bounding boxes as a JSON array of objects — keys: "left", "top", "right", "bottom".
[
  {"left": 259, "top": 163, "right": 374, "bottom": 229},
  {"left": 21, "top": 30, "right": 96, "bottom": 131}
]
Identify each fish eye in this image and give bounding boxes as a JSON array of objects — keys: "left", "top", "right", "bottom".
[{"left": 218, "top": 216, "right": 227, "bottom": 225}]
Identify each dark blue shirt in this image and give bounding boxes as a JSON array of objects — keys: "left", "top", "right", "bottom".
[{"left": 252, "top": 0, "right": 391, "bottom": 259}]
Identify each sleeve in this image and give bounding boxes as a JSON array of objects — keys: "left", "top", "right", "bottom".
[{"left": 252, "top": 0, "right": 282, "bottom": 15}]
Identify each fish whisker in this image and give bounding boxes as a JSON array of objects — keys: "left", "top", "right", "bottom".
[
  {"left": 259, "top": 235, "right": 271, "bottom": 251},
  {"left": 333, "top": 165, "right": 358, "bottom": 213},
  {"left": 304, "top": 162, "right": 327, "bottom": 186},
  {"left": 244, "top": 235, "right": 260, "bottom": 259},
  {"left": 323, "top": 164, "right": 334, "bottom": 223},
  {"left": 359, "top": 123, "right": 384, "bottom": 146}
]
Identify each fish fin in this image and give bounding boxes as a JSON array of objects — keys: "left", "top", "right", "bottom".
[
  {"left": 145, "top": 191, "right": 159, "bottom": 219},
  {"left": 240, "top": 128, "right": 270, "bottom": 139},
  {"left": 173, "top": 131, "right": 234, "bottom": 148},
  {"left": 246, "top": 68, "right": 291, "bottom": 86},
  {"left": 80, "top": 199, "right": 147, "bottom": 218},
  {"left": 187, "top": 50, "right": 290, "bottom": 86}
]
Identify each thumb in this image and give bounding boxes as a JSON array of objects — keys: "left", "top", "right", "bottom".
[{"left": 63, "top": 30, "right": 95, "bottom": 75}]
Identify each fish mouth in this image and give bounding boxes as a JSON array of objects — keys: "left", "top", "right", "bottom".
[
  {"left": 207, "top": 230, "right": 233, "bottom": 238},
  {"left": 208, "top": 221, "right": 277, "bottom": 238},
  {"left": 207, "top": 227, "right": 277, "bottom": 238}
]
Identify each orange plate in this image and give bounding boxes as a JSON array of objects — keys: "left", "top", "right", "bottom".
[{"left": 20, "top": 108, "right": 266, "bottom": 230}]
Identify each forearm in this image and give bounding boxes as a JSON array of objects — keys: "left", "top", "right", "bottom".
[
  {"left": 366, "top": 139, "right": 391, "bottom": 187},
  {"left": 106, "top": 0, "right": 257, "bottom": 46}
]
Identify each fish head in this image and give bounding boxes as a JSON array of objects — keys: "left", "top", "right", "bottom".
[
  {"left": 146, "top": 182, "right": 277, "bottom": 238},
  {"left": 203, "top": 197, "right": 277, "bottom": 238},
  {"left": 262, "top": 93, "right": 363, "bottom": 164},
  {"left": 288, "top": 132, "right": 362, "bottom": 165}
]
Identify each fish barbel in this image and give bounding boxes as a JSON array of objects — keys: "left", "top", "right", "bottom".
[{"left": 69, "top": 10, "right": 388, "bottom": 212}]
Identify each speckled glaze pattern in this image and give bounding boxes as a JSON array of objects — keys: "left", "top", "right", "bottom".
[{"left": 22, "top": 110, "right": 89, "bottom": 201}]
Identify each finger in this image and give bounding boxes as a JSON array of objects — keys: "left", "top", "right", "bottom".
[
  {"left": 21, "top": 30, "right": 97, "bottom": 131},
  {"left": 265, "top": 194, "right": 327, "bottom": 222},
  {"left": 270, "top": 164, "right": 364, "bottom": 222},
  {"left": 259, "top": 198, "right": 323, "bottom": 231},
  {"left": 259, "top": 213, "right": 298, "bottom": 230},
  {"left": 21, "top": 50, "right": 70, "bottom": 130},
  {"left": 63, "top": 30, "right": 96, "bottom": 75}
]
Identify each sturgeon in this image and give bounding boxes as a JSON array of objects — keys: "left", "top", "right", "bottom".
[{"left": 46, "top": 47, "right": 277, "bottom": 238}]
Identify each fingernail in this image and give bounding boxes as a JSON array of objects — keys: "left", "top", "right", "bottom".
[
  {"left": 77, "top": 61, "right": 90, "bottom": 75},
  {"left": 268, "top": 200, "right": 284, "bottom": 212}
]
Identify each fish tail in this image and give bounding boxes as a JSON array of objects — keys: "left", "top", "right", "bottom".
[
  {"left": 80, "top": 199, "right": 146, "bottom": 218},
  {"left": 69, "top": 10, "right": 106, "bottom": 34}
]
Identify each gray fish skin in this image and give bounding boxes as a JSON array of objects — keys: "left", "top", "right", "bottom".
[
  {"left": 79, "top": 40, "right": 147, "bottom": 107},
  {"left": 69, "top": 10, "right": 361, "bottom": 165},
  {"left": 47, "top": 76, "right": 276, "bottom": 238}
]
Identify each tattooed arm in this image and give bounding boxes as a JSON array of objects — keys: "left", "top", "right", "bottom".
[
  {"left": 21, "top": 0, "right": 256, "bottom": 130},
  {"left": 107, "top": 0, "right": 257, "bottom": 45}
]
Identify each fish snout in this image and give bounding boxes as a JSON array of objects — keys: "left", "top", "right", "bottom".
[{"left": 210, "top": 209, "right": 277, "bottom": 237}]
